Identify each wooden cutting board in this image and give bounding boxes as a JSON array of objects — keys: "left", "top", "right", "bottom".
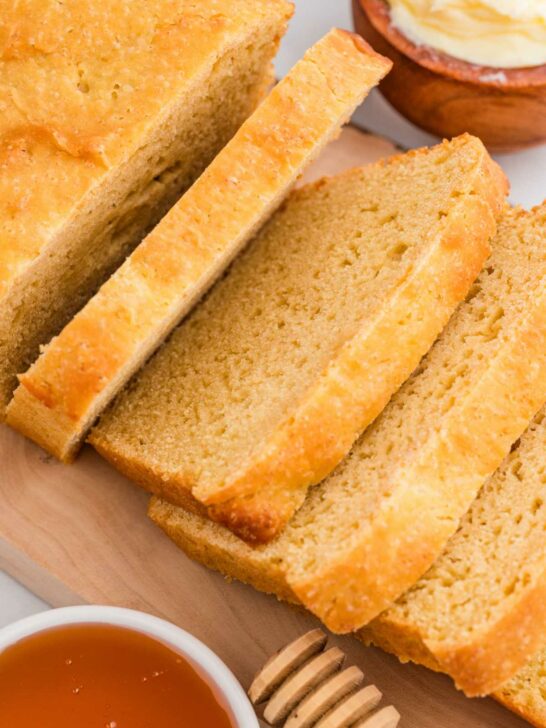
[{"left": 0, "top": 126, "right": 528, "bottom": 728}]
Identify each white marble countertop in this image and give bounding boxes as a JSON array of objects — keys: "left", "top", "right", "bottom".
[{"left": 1, "top": 0, "right": 544, "bottom": 627}]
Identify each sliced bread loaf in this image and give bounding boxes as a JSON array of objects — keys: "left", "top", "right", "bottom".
[
  {"left": 147, "top": 204, "right": 546, "bottom": 633},
  {"left": 362, "top": 405, "right": 546, "bottom": 696},
  {"left": 6, "top": 29, "right": 391, "bottom": 463},
  {"left": 92, "top": 134, "right": 506, "bottom": 544},
  {"left": 0, "top": 0, "right": 291, "bottom": 414}
]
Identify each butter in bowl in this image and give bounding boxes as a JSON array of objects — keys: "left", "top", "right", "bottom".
[{"left": 353, "top": 0, "right": 546, "bottom": 151}]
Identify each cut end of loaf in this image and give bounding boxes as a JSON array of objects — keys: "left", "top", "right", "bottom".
[{"left": 1, "top": 0, "right": 293, "bottom": 421}]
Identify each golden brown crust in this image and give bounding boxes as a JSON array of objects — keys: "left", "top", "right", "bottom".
[
  {"left": 364, "top": 617, "right": 546, "bottom": 726},
  {"left": 433, "top": 572, "right": 546, "bottom": 696},
  {"left": 149, "top": 493, "right": 546, "bottom": 722},
  {"left": 147, "top": 496, "right": 298, "bottom": 604},
  {"left": 149, "top": 497, "right": 546, "bottom": 727},
  {"left": 363, "top": 423, "right": 546, "bottom": 698},
  {"left": 0, "top": 0, "right": 293, "bottom": 417},
  {"left": 8, "top": 28, "right": 390, "bottom": 463},
  {"left": 148, "top": 486, "right": 546, "bottom": 728},
  {"left": 363, "top": 616, "right": 546, "bottom": 727},
  {"left": 147, "top": 204, "right": 546, "bottom": 638},
  {"left": 493, "top": 700, "right": 545, "bottom": 728},
  {"left": 495, "top": 680, "right": 546, "bottom": 728},
  {"left": 357, "top": 621, "right": 442, "bottom": 674}
]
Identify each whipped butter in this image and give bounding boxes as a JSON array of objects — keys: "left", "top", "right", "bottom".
[{"left": 388, "top": 0, "right": 546, "bottom": 68}]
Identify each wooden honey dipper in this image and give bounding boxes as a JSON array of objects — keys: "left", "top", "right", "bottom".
[{"left": 249, "top": 629, "right": 400, "bottom": 728}]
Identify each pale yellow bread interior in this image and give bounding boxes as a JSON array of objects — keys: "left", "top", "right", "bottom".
[
  {"left": 91, "top": 135, "right": 506, "bottom": 546},
  {"left": 147, "top": 204, "right": 546, "bottom": 635}
]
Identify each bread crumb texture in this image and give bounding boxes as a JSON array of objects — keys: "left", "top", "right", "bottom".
[
  {"left": 147, "top": 203, "right": 546, "bottom": 636},
  {"left": 0, "top": 0, "right": 291, "bottom": 409}
]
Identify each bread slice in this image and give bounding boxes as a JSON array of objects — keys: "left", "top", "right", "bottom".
[
  {"left": 92, "top": 134, "right": 505, "bottom": 545},
  {"left": 6, "top": 29, "right": 391, "bottom": 464},
  {"left": 497, "top": 650, "right": 546, "bottom": 728},
  {"left": 367, "top": 616, "right": 546, "bottom": 727},
  {"left": 0, "top": 0, "right": 292, "bottom": 414},
  {"left": 147, "top": 204, "right": 546, "bottom": 634},
  {"left": 362, "top": 405, "right": 546, "bottom": 696},
  {"left": 359, "top": 601, "right": 546, "bottom": 725}
]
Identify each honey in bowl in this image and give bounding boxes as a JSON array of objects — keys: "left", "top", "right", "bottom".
[{"left": 0, "top": 622, "right": 236, "bottom": 727}]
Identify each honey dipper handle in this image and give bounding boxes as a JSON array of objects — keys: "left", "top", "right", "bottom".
[{"left": 249, "top": 630, "right": 400, "bottom": 728}]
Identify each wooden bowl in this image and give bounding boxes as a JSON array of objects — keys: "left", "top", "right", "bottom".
[{"left": 353, "top": 0, "right": 546, "bottom": 151}]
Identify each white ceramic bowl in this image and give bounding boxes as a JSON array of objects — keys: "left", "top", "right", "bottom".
[{"left": 0, "top": 605, "right": 258, "bottom": 728}]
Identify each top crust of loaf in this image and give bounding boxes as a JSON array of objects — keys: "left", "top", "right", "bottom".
[
  {"left": 92, "top": 134, "right": 506, "bottom": 546},
  {"left": 6, "top": 29, "right": 391, "bottom": 462},
  {"left": 0, "top": 0, "right": 293, "bottom": 302}
]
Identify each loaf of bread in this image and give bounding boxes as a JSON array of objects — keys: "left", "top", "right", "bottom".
[
  {"left": 147, "top": 204, "right": 546, "bottom": 636},
  {"left": 0, "top": 0, "right": 291, "bottom": 414},
  {"left": 362, "top": 403, "right": 546, "bottom": 696},
  {"left": 6, "top": 30, "right": 391, "bottom": 463},
  {"left": 92, "top": 134, "right": 505, "bottom": 545}
]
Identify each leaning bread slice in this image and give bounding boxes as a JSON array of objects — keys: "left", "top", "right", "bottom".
[
  {"left": 92, "top": 134, "right": 505, "bottom": 544},
  {"left": 362, "top": 405, "right": 546, "bottom": 696},
  {"left": 496, "top": 650, "right": 546, "bottom": 728},
  {"left": 0, "top": 0, "right": 293, "bottom": 414},
  {"left": 6, "top": 29, "right": 390, "bottom": 463},
  {"left": 147, "top": 204, "right": 546, "bottom": 632}
]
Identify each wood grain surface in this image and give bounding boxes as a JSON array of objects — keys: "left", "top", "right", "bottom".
[{"left": 0, "top": 126, "right": 529, "bottom": 727}]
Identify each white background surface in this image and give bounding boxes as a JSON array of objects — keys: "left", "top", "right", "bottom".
[{"left": 1, "top": 0, "right": 545, "bottom": 627}]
